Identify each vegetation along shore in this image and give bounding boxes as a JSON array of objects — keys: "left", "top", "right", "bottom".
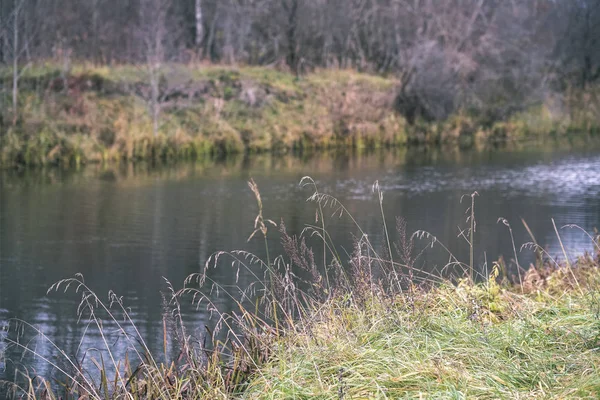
[
  {"left": 0, "top": 64, "right": 600, "bottom": 166},
  {"left": 1, "top": 64, "right": 599, "bottom": 168}
]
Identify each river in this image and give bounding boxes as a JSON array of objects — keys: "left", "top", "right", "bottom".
[{"left": 1, "top": 139, "right": 600, "bottom": 389}]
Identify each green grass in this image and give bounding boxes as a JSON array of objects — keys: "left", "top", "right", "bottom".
[{"left": 245, "top": 272, "right": 600, "bottom": 399}]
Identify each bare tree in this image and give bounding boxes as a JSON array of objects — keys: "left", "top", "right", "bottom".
[
  {"left": 139, "top": 0, "right": 169, "bottom": 137},
  {"left": 195, "top": 0, "right": 203, "bottom": 54},
  {"left": 554, "top": 0, "right": 600, "bottom": 88},
  {"left": 1, "top": 0, "right": 32, "bottom": 125},
  {"left": 282, "top": 0, "right": 299, "bottom": 73},
  {"left": 388, "top": 0, "right": 557, "bottom": 122}
]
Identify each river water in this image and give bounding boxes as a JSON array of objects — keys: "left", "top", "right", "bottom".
[{"left": 1, "top": 139, "right": 600, "bottom": 389}]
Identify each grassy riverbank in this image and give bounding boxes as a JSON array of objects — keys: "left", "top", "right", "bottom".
[
  {"left": 5, "top": 251, "right": 600, "bottom": 399},
  {"left": 2, "top": 63, "right": 600, "bottom": 167},
  {"left": 3, "top": 181, "right": 600, "bottom": 399},
  {"left": 245, "top": 265, "right": 600, "bottom": 398}
]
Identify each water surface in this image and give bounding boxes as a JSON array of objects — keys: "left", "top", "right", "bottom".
[{"left": 1, "top": 140, "right": 600, "bottom": 388}]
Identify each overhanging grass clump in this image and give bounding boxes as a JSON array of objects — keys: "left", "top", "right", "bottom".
[{"left": 1, "top": 178, "right": 599, "bottom": 399}]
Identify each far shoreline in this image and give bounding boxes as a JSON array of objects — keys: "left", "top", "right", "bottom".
[{"left": 2, "top": 64, "right": 599, "bottom": 168}]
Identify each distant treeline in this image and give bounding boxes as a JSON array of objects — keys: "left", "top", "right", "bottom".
[{"left": 1, "top": 0, "right": 599, "bottom": 124}]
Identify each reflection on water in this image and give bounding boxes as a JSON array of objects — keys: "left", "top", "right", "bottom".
[{"left": 1, "top": 138, "right": 600, "bottom": 389}]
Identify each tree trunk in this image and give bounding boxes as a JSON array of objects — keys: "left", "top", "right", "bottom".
[
  {"left": 12, "top": 2, "right": 19, "bottom": 125},
  {"left": 92, "top": 0, "right": 100, "bottom": 64},
  {"left": 195, "top": 0, "right": 203, "bottom": 52},
  {"left": 150, "top": 64, "right": 160, "bottom": 137},
  {"left": 284, "top": 0, "right": 299, "bottom": 75}
]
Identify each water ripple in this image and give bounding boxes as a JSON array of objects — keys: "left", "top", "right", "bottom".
[{"left": 350, "top": 155, "right": 600, "bottom": 201}]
